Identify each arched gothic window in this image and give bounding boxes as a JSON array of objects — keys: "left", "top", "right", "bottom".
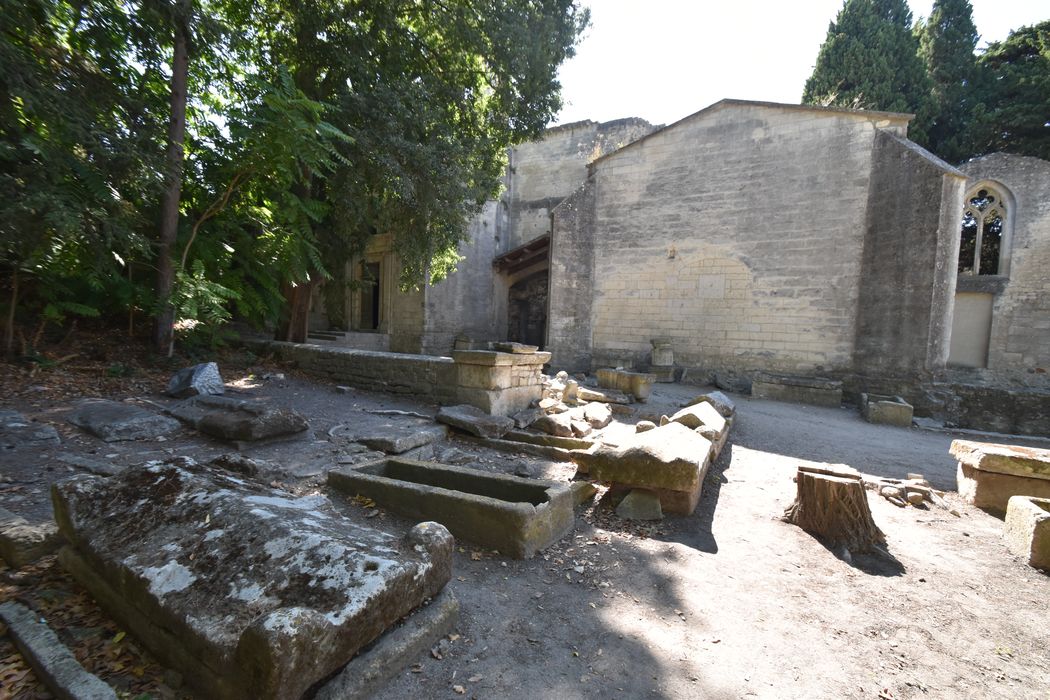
[{"left": 959, "top": 186, "right": 1009, "bottom": 276}]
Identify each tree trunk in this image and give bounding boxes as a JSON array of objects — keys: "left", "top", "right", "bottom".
[
  {"left": 783, "top": 464, "right": 885, "bottom": 554},
  {"left": 276, "top": 280, "right": 316, "bottom": 343},
  {"left": 4, "top": 268, "right": 17, "bottom": 357},
  {"left": 152, "top": 0, "right": 192, "bottom": 354}
]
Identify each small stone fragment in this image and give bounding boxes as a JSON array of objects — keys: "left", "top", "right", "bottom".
[
  {"left": 436, "top": 405, "right": 513, "bottom": 439},
  {"left": 571, "top": 420, "right": 593, "bottom": 438},
  {"left": 165, "top": 362, "right": 225, "bottom": 398},
  {"left": 583, "top": 402, "right": 612, "bottom": 429},
  {"left": 532, "top": 413, "right": 574, "bottom": 438},
  {"left": 615, "top": 490, "right": 663, "bottom": 521},
  {"left": 906, "top": 491, "right": 925, "bottom": 506},
  {"left": 635, "top": 421, "right": 657, "bottom": 433}
]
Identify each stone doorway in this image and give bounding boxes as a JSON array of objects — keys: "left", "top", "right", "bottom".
[{"left": 507, "top": 270, "right": 548, "bottom": 349}]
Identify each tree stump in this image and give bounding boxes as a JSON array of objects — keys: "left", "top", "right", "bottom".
[{"left": 783, "top": 464, "right": 885, "bottom": 554}]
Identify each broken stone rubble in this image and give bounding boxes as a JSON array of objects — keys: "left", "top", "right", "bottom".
[
  {"left": 167, "top": 395, "right": 308, "bottom": 442},
  {"left": 165, "top": 362, "right": 225, "bottom": 398},
  {"left": 436, "top": 404, "right": 514, "bottom": 439},
  {"left": 0, "top": 507, "right": 61, "bottom": 568},
  {"left": 52, "top": 457, "right": 454, "bottom": 700}
]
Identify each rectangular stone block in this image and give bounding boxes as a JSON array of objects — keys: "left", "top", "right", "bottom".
[
  {"left": 950, "top": 440, "right": 1050, "bottom": 480},
  {"left": 52, "top": 458, "right": 452, "bottom": 700},
  {"left": 752, "top": 373, "right": 843, "bottom": 408},
  {"left": 1004, "top": 496, "right": 1050, "bottom": 571},
  {"left": 329, "top": 459, "right": 574, "bottom": 558},
  {"left": 957, "top": 462, "right": 1050, "bottom": 516},
  {"left": 860, "top": 393, "right": 914, "bottom": 427}
]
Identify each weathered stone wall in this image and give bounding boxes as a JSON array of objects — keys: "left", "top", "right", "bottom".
[
  {"left": 555, "top": 101, "right": 913, "bottom": 375},
  {"left": 958, "top": 154, "right": 1050, "bottom": 386},
  {"left": 547, "top": 179, "right": 597, "bottom": 371},
  {"left": 504, "top": 118, "right": 656, "bottom": 253},
  {"left": 421, "top": 202, "right": 502, "bottom": 354},
  {"left": 853, "top": 131, "right": 964, "bottom": 375}
]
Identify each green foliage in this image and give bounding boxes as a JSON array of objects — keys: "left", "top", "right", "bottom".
[
  {"left": 967, "top": 21, "right": 1050, "bottom": 161},
  {"left": 916, "top": 0, "right": 980, "bottom": 162},
  {"left": 803, "top": 0, "right": 934, "bottom": 142},
  {"left": 0, "top": 0, "right": 587, "bottom": 348}
]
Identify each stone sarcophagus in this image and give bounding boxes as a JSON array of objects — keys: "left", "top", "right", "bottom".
[
  {"left": 951, "top": 440, "right": 1050, "bottom": 515},
  {"left": 52, "top": 458, "right": 453, "bottom": 700}
]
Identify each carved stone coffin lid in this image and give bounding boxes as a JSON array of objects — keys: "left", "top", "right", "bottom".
[{"left": 52, "top": 458, "right": 452, "bottom": 699}]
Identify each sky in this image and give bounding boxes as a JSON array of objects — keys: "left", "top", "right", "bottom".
[{"left": 553, "top": 0, "right": 1048, "bottom": 126}]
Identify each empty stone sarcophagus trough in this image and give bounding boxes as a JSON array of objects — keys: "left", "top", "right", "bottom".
[
  {"left": 328, "top": 458, "right": 574, "bottom": 558},
  {"left": 860, "top": 393, "right": 914, "bottom": 427},
  {"left": 52, "top": 457, "right": 455, "bottom": 700}
]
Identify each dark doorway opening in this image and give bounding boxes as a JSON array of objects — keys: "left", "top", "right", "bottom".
[
  {"left": 360, "top": 262, "right": 381, "bottom": 330},
  {"left": 507, "top": 270, "right": 548, "bottom": 348}
]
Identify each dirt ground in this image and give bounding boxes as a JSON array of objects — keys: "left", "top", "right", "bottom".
[{"left": 2, "top": 353, "right": 1049, "bottom": 700}]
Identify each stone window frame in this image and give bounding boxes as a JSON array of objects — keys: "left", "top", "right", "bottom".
[{"left": 959, "top": 180, "right": 1015, "bottom": 280}]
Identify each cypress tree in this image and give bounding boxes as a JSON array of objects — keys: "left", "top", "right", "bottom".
[
  {"left": 917, "top": 0, "right": 980, "bottom": 163},
  {"left": 802, "top": 0, "right": 934, "bottom": 142},
  {"left": 968, "top": 21, "right": 1050, "bottom": 161}
]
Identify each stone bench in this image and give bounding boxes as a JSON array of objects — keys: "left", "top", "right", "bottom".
[
  {"left": 951, "top": 440, "right": 1050, "bottom": 515},
  {"left": 751, "top": 373, "right": 843, "bottom": 408}
]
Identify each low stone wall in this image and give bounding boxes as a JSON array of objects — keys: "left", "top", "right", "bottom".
[{"left": 247, "top": 341, "right": 549, "bottom": 416}]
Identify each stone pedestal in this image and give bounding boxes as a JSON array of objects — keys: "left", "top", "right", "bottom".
[
  {"left": 649, "top": 339, "right": 675, "bottom": 383},
  {"left": 951, "top": 440, "right": 1050, "bottom": 515},
  {"left": 452, "top": 350, "right": 551, "bottom": 416}
]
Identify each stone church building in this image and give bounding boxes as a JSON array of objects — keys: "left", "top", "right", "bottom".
[{"left": 308, "top": 99, "right": 1050, "bottom": 433}]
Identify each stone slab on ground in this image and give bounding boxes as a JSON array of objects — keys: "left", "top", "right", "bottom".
[
  {"left": 950, "top": 440, "right": 1050, "bottom": 480},
  {"left": 860, "top": 393, "right": 914, "bottom": 428},
  {"left": 684, "top": 391, "right": 736, "bottom": 418},
  {"left": 1003, "top": 496, "right": 1050, "bottom": 571},
  {"left": 751, "top": 374, "right": 843, "bottom": 408},
  {"left": 576, "top": 386, "right": 632, "bottom": 405},
  {"left": 358, "top": 423, "right": 448, "bottom": 454},
  {"left": 167, "top": 395, "right": 308, "bottom": 442},
  {"left": 669, "top": 402, "right": 727, "bottom": 439},
  {"left": 0, "top": 507, "right": 61, "bottom": 568},
  {"left": 570, "top": 422, "right": 712, "bottom": 515},
  {"left": 503, "top": 429, "right": 593, "bottom": 451},
  {"left": 68, "top": 399, "right": 180, "bottom": 442},
  {"left": 165, "top": 362, "right": 225, "bottom": 398},
  {"left": 0, "top": 410, "right": 60, "bottom": 451},
  {"left": 0, "top": 600, "right": 117, "bottom": 700},
  {"left": 55, "top": 452, "right": 123, "bottom": 477},
  {"left": 52, "top": 458, "right": 453, "bottom": 700},
  {"left": 329, "top": 458, "right": 575, "bottom": 559},
  {"left": 436, "top": 405, "right": 514, "bottom": 439},
  {"left": 314, "top": 589, "right": 459, "bottom": 700}
]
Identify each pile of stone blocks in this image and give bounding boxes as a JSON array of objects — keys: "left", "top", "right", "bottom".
[
  {"left": 453, "top": 349, "right": 551, "bottom": 415},
  {"left": 860, "top": 393, "right": 914, "bottom": 427},
  {"left": 752, "top": 373, "right": 843, "bottom": 408},
  {"left": 951, "top": 440, "right": 1050, "bottom": 515},
  {"left": 571, "top": 422, "right": 715, "bottom": 516},
  {"left": 52, "top": 457, "right": 454, "bottom": 699}
]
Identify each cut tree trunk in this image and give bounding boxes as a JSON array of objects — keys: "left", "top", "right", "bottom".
[
  {"left": 152, "top": 0, "right": 192, "bottom": 355},
  {"left": 783, "top": 464, "right": 885, "bottom": 554}
]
